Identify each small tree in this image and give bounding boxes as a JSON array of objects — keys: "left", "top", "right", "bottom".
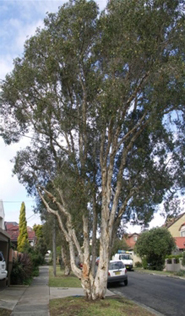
[
  {"left": 17, "top": 202, "right": 29, "bottom": 252},
  {"left": 33, "top": 224, "right": 44, "bottom": 239},
  {"left": 135, "top": 227, "right": 175, "bottom": 270}
]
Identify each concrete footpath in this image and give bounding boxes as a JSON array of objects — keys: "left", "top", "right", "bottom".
[{"left": 0, "top": 266, "right": 114, "bottom": 316}]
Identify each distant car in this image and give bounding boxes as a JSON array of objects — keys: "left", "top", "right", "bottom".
[{"left": 108, "top": 260, "right": 128, "bottom": 285}]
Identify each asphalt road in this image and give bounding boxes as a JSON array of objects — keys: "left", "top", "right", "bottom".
[{"left": 108, "top": 271, "right": 185, "bottom": 316}]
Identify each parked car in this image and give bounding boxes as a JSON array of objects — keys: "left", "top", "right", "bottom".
[
  {"left": 0, "top": 251, "right": 8, "bottom": 281},
  {"left": 112, "top": 251, "right": 133, "bottom": 270},
  {"left": 108, "top": 260, "right": 128, "bottom": 285}
]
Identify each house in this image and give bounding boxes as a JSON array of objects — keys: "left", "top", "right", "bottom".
[
  {"left": 123, "top": 233, "right": 140, "bottom": 250},
  {"left": 5, "top": 222, "right": 37, "bottom": 248},
  {"left": 123, "top": 233, "right": 141, "bottom": 266},
  {"left": 165, "top": 212, "right": 185, "bottom": 251}
]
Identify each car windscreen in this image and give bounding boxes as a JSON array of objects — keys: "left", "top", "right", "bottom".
[
  {"left": 119, "top": 254, "right": 130, "bottom": 260},
  {"left": 109, "top": 261, "right": 124, "bottom": 270}
]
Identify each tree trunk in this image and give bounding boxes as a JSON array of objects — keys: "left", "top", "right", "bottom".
[
  {"left": 79, "top": 208, "right": 110, "bottom": 300},
  {"left": 52, "top": 217, "right": 56, "bottom": 277},
  {"left": 61, "top": 244, "right": 71, "bottom": 276}
]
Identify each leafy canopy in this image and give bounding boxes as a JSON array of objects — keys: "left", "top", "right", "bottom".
[
  {"left": 1, "top": 0, "right": 184, "bottom": 225},
  {"left": 135, "top": 227, "right": 176, "bottom": 270}
]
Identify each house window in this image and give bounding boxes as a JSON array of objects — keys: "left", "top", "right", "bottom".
[
  {"left": 180, "top": 226, "right": 185, "bottom": 237},
  {"left": 133, "top": 235, "right": 138, "bottom": 241}
]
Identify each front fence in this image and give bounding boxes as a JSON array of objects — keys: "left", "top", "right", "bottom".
[{"left": 165, "top": 258, "right": 185, "bottom": 272}]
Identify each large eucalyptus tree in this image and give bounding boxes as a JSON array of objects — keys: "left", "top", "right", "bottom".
[{"left": 1, "top": 0, "right": 185, "bottom": 299}]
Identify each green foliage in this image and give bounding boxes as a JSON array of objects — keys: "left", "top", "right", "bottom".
[
  {"left": 1, "top": 0, "right": 185, "bottom": 229},
  {"left": 166, "top": 254, "right": 182, "bottom": 259},
  {"left": 174, "top": 270, "right": 185, "bottom": 277},
  {"left": 142, "top": 257, "right": 148, "bottom": 270},
  {"left": 182, "top": 252, "right": 185, "bottom": 266},
  {"left": 17, "top": 202, "right": 29, "bottom": 252},
  {"left": 23, "top": 241, "right": 46, "bottom": 268},
  {"left": 11, "top": 253, "right": 33, "bottom": 285},
  {"left": 35, "top": 238, "right": 48, "bottom": 257},
  {"left": 135, "top": 261, "right": 142, "bottom": 268},
  {"left": 33, "top": 224, "right": 44, "bottom": 239},
  {"left": 110, "top": 238, "right": 129, "bottom": 257},
  {"left": 135, "top": 227, "right": 176, "bottom": 270},
  {"left": 165, "top": 254, "right": 182, "bottom": 264}
]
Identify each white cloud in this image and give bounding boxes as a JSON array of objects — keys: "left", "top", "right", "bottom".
[
  {"left": 0, "top": 56, "right": 14, "bottom": 80},
  {"left": 0, "top": 137, "right": 41, "bottom": 227}
]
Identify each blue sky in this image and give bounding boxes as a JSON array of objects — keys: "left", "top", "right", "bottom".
[{"left": 0, "top": 0, "right": 165, "bottom": 230}]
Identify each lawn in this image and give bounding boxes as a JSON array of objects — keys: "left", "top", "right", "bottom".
[
  {"left": 49, "top": 265, "right": 156, "bottom": 316},
  {"left": 135, "top": 267, "right": 185, "bottom": 278},
  {"left": 49, "top": 296, "right": 155, "bottom": 316},
  {"left": 0, "top": 309, "right": 11, "bottom": 316},
  {"left": 49, "top": 266, "right": 81, "bottom": 287}
]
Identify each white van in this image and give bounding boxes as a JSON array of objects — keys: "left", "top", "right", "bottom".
[
  {"left": 112, "top": 250, "right": 133, "bottom": 270},
  {"left": 0, "top": 251, "right": 8, "bottom": 280}
]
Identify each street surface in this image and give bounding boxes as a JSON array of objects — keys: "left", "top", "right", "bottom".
[{"left": 108, "top": 271, "right": 185, "bottom": 316}]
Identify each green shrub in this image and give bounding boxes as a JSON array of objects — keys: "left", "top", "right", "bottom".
[
  {"left": 22, "top": 243, "right": 45, "bottom": 268},
  {"left": 135, "top": 261, "right": 142, "bottom": 268},
  {"left": 142, "top": 257, "right": 148, "bottom": 269},
  {"left": 174, "top": 270, "right": 185, "bottom": 277},
  {"left": 32, "top": 266, "right": 39, "bottom": 277},
  {"left": 166, "top": 254, "right": 182, "bottom": 259},
  {"left": 182, "top": 252, "right": 185, "bottom": 266},
  {"left": 11, "top": 253, "right": 33, "bottom": 285},
  {"left": 30, "top": 252, "right": 44, "bottom": 268}
]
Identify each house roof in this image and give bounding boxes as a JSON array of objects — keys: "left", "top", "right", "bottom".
[
  {"left": 123, "top": 233, "right": 140, "bottom": 249},
  {"left": 174, "top": 237, "right": 185, "bottom": 250},
  {"left": 5, "top": 222, "right": 18, "bottom": 231},
  {"left": 164, "top": 213, "right": 185, "bottom": 229},
  {"left": 5, "top": 223, "right": 36, "bottom": 242}
]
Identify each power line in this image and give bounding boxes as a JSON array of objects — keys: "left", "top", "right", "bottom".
[{"left": 2, "top": 200, "right": 35, "bottom": 203}]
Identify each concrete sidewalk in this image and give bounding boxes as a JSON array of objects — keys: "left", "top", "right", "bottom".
[{"left": 0, "top": 266, "right": 114, "bottom": 316}]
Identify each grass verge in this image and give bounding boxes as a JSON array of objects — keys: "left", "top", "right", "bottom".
[
  {"left": 135, "top": 267, "right": 185, "bottom": 278},
  {"left": 49, "top": 265, "right": 156, "bottom": 316},
  {"left": 0, "top": 308, "right": 11, "bottom": 316},
  {"left": 49, "top": 266, "right": 81, "bottom": 287},
  {"left": 49, "top": 296, "right": 155, "bottom": 316}
]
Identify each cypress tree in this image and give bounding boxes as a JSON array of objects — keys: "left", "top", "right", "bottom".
[{"left": 17, "top": 202, "right": 29, "bottom": 252}]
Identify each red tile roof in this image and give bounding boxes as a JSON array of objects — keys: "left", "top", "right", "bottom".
[
  {"left": 5, "top": 222, "right": 36, "bottom": 242},
  {"left": 174, "top": 237, "right": 185, "bottom": 250},
  {"left": 123, "top": 233, "right": 140, "bottom": 249}
]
